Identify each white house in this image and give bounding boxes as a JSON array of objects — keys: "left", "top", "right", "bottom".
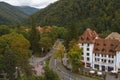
[
  {"left": 78, "top": 28, "right": 99, "bottom": 68},
  {"left": 78, "top": 28, "right": 120, "bottom": 72}
]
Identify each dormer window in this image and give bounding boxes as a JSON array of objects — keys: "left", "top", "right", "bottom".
[
  {"left": 81, "top": 37, "right": 84, "bottom": 40},
  {"left": 109, "top": 49, "right": 113, "bottom": 52},
  {"left": 103, "top": 44, "right": 106, "bottom": 46},
  {"left": 102, "top": 48, "right": 106, "bottom": 52},
  {"left": 111, "top": 44, "right": 114, "bottom": 46},
  {"left": 95, "top": 42, "right": 99, "bottom": 46},
  {"left": 87, "top": 43, "right": 89, "bottom": 46},
  {"left": 95, "top": 48, "right": 99, "bottom": 51},
  {"left": 87, "top": 37, "right": 89, "bottom": 40}
]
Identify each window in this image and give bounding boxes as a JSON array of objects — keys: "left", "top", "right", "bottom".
[
  {"left": 108, "top": 60, "right": 110, "bottom": 63},
  {"left": 111, "top": 44, "right": 114, "bottom": 46},
  {"left": 97, "top": 43, "right": 99, "bottom": 46},
  {"left": 81, "top": 37, "right": 84, "bottom": 40},
  {"left": 111, "top": 60, "right": 114, "bottom": 63},
  {"left": 108, "top": 55, "right": 111, "bottom": 58},
  {"left": 98, "top": 58, "right": 100, "bottom": 62},
  {"left": 95, "top": 53, "right": 96, "bottom": 56},
  {"left": 94, "top": 64, "right": 99, "bottom": 70},
  {"left": 102, "top": 48, "right": 106, "bottom": 52},
  {"left": 87, "top": 53, "right": 89, "bottom": 56},
  {"left": 103, "top": 44, "right": 106, "bottom": 46},
  {"left": 112, "top": 55, "right": 114, "bottom": 58},
  {"left": 82, "top": 43, "right": 84, "bottom": 46},
  {"left": 87, "top": 37, "right": 89, "bottom": 40},
  {"left": 95, "top": 48, "right": 99, "bottom": 51},
  {"left": 109, "top": 49, "right": 113, "bottom": 52},
  {"left": 102, "top": 54, "right": 104, "bottom": 57},
  {"left": 87, "top": 48, "right": 89, "bottom": 51},
  {"left": 82, "top": 52, "right": 84, "bottom": 55},
  {"left": 87, "top": 57, "right": 90, "bottom": 61},
  {"left": 95, "top": 58, "right": 97, "bottom": 61},
  {"left": 101, "top": 59, "right": 103, "bottom": 62},
  {"left": 87, "top": 44, "right": 89, "bottom": 46},
  {"left": 104, "top": 55, "right": 106, "bottom": 57},
  {"left": 98, "top": 54, "right": 99, "bottom": 56},
  {"left": 104, "top": 59, "right": 106, "bottom": 63}
]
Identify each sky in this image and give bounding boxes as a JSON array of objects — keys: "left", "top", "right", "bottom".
[{"left": 0, "top": 0, "right": 58, "bottom": 9}]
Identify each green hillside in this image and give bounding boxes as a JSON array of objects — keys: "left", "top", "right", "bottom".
[
  {"left": 0, "top": 2, "right": 28, "bottom": 25},
  {"left": 30, "top": 0, "right": 120, "bottom": 33},
  {"left": 17, "top": 6, "right": 38, "bottom": 15}
]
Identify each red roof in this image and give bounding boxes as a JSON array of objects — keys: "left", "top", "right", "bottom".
[
  {"left": 93, "top": 38, "right": 120, "bottom": 55},
  {"left": 79, "top": 28, "right": 99, "bottom": 43},
  {"left": 115, "top": 44, "right": 120, "bottom": 51}
]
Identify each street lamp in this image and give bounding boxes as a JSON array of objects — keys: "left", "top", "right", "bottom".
[
  {"left": 15, "top": 67, "right": 22, "bottom": 79},
  {"left": 15, "top": 67, "right": 18, "bottom": 79}
]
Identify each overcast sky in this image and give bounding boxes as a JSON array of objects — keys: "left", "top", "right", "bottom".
[{"left": 0, "top": 0, "right": 58, "bottom": 9}]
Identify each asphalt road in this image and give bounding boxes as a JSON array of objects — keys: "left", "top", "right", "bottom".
[
  {"left": 30, "top": 39, "right": 120, "bottom": 80},
  {"left": 49, "top": 39, "right": 94, "bottom": 80}
]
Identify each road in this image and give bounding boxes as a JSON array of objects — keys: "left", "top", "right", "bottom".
[
  {"left": 49, "top": 40, "right": 94, "bottom": 80},
  {"left": 30, "top": 39, "right": 119, "bottom": 80}
]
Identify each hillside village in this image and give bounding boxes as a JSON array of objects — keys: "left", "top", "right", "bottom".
[{"left": 0, "top": 0, "right": 120, "bottom": 80}]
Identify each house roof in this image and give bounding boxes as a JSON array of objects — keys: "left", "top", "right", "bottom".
[
  {"left": 93, "top": 38, "right": 120, "bottom": 55},
  {"left": 78, "top": 28, "right": 99, "bottom": 43},
  {"left": 115, "top": 44, "right": 120, "bottom": 51},
  {"left": 36, "top": 26, "right": 44, "bottom": 33},
  {"left": 106, "top": 32, "right": 120, "bottom": 41}
]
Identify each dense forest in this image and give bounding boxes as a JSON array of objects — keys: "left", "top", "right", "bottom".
[{"left": 30, "top": 0, "right": 120, "bottom": 33}]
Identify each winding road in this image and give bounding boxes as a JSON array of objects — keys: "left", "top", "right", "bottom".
[{"left": 29, "top": 39, "right": 119, "bottom": 80}]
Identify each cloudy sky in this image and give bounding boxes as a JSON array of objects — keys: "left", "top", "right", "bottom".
[{"left": 0, "top": 0, "right": 58, "bottom": 9}]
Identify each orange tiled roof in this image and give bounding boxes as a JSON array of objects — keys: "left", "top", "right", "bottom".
[
  {"left": 36, "top": 26, "right": 44, "bottom": 33},
  {"left": 115, "top": 44, "right": 120, "bottom": 51},
  {"left": 79, "top": 28, "right": 99, "bottom": 43},
  {"left": 25, "top": 28, "right": 30, "bottom": 32},
  {"left": 93, "top": 38, "right": 120, "bottom": 55},
  {"left": 45, "top": 26, "right": 52, "bottom": 32}
]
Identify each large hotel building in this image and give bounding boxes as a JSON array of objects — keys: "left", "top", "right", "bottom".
[{"left": 78, "top": 28, "right": 120, "bottom": 72}]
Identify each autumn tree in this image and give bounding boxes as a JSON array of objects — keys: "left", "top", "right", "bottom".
[
  {"left": 53, "top": 42, "right": 65, "bottom": 62},
  {"left": 67, "top": 40, "right": 83, "bottom": 72},
  {"left": 39, "top": 36, "right": 52, "bottom": 55},
  {"left": 0, "top": 32, "right": 32, "bottom": 80}
]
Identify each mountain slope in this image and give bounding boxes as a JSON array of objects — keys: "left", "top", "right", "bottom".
[
  {"left": 17, "top": 6, "right": 38, "bottom": 15},
  {"left": 30, "top": 0, "right": 120, "bottom": 33},
  {"left": 0, "top": 2, "right": 28, "bottom": 25}
]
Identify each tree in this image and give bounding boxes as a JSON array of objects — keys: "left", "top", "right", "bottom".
[
  {"left": 39, "top": 36, "right": 52, "bottom": 55},
  {"left": 67, "top": 40, "right": 83, "bottom": 72},
  {"left": 0, "top": 25, "right": 11, "bottom": 36},
  {"left": 44, "top": 66, "right": 60, "bottom": 80},
  {"left": 0, "top": 32, "right": 32, "bottom": 80},
  {"left": 57, "top": 27, "right": 68, "bottom": 39},
  {"left": 53, "top": 43, "right": 65, "bottom": 62},
  {"left": 29, "top": 26, "right": 40, "bottom": 53},
  {"left": 99, "top": 30, "right": 111, "bottom": 38}
]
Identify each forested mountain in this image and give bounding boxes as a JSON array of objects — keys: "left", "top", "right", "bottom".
[
  {"left": 0, "top": 2, "right": 28, "bottom": 25},
  {"left": 17, "top": 6, "right": 38, "bottom": 15},
  {"left": 30, "top": 0, "right": 120, "bottom": 33}
]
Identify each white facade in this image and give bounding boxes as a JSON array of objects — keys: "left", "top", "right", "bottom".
[
  {"left": 93, "top": 54, "right": 115, "bottom": 72},
  {"left": 115, "top": 51, "right": 120, "bottom": 72},
  {"left": 79, "top": 43, "right": 120, "bottom": 72},
  {"left": 79, "top": 43, "right": 94, "bottom": 68}
]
